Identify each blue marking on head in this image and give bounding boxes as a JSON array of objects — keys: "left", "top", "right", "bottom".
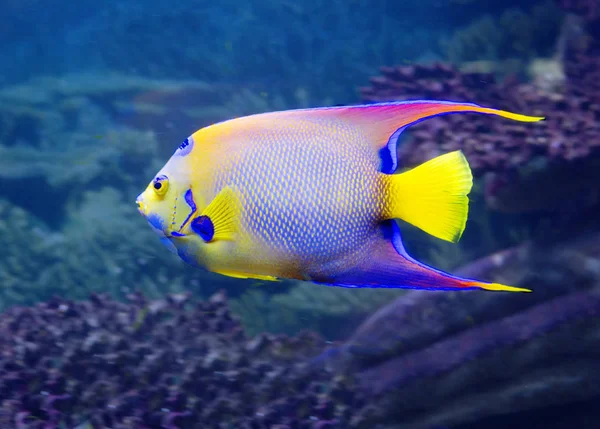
[
  {"left": 176, "top": 189, "right": 197, "bottom": 233},
  {"left": 191, "top": 216, "right": 214, "bottom": 242},
  {"left": 184, "top": 189, "right": 196, "bottom": 210},
  {"left": 147, "top": 213, "right": 165, "bottom": 231},
  {"left": 174, "top": 136, "right": 194, "bottom": 157},
  {"left": 171, "top": 231, "right": 185, "bottom": 237},
  {"left": 379, "top": 126, "right": 405, "bottom": 174}
]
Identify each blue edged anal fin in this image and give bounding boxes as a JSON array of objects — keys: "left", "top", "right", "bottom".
[{"left": 317, "top": 220, "right": 530, "bottom": 292}]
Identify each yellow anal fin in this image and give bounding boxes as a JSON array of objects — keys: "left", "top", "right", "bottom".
[
  {"left": 200, "top": 186, "right": 240, "bottom": 241},
  {"left": 214, "top": 269, "right": 279, "bottom": 282},
  {"left": 384, "top": 150, "right": 473, "bottom": 243}
]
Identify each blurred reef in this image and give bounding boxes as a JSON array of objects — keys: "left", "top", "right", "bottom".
[
  {"left": 442, "top": 0, "right": 563, "bottom": 77},
  {"left": 314, "top": 217, "right": 600, "bottom": 428},
  {"left": 0, "top": 291, "right": 370, "bottom": 428},
  {"left": 1, "top": 255, "right": 598, "bottom": 428}
]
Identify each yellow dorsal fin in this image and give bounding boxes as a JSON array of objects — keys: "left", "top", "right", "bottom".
[
  {"left": 198, "top": 187, "right": 240, "bottom": 241},
  {"left": 384, "top": 150, "right": 473, "bottom": 243}
]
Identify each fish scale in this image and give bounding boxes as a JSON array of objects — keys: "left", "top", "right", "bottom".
[{"left": 221, "top": 119, "right": 381, "bottom": 264}]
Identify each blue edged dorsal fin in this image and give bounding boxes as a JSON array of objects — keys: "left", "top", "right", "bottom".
[{"left": 269, "top": 100, "right": 544, "bottom": 174}]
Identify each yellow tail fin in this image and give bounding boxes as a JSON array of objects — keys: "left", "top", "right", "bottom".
[{"left": 384, "top": 150, "right": 473, "bottom": 243}]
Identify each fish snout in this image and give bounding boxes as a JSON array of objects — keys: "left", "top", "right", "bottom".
[{"left": 136, "top": 196, "right": 148, "bottom": 217}]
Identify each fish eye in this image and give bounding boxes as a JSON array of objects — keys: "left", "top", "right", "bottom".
[{"left": 152, "top": 175, "right": 169, "bottom": 196}]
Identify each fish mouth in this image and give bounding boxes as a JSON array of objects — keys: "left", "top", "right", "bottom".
[
  {"left": 135, "top": 195, "right": 172, "bottom": 237},
  {"left": 136, "top": 197, "right": 148, "bottom": 217},
  {"left": 135, "top": 188, "right": 196, "bottom": 238}
]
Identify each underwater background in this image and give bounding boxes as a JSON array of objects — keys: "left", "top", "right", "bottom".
[{"left": 1, "top": 0, "right": 599, "bottom": 428}]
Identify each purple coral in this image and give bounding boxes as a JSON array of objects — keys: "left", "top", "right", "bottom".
[
  {"left": 559, "top": 0, "right": 600, "bottom": 20},
  {"left": 358, "top": 48, "right": 600, "bottom": 215},
  {"left": 359, "top": 62, "right": 600, "bottom": 174},
  {"left": 349, "top": 291, "right": 600, "bottom": 429},
  {"left": 0, "top": 291, "right": 368, "bottom": 429},
  {"left": 319, "top": 221, "right": 600, "bottom": 429}
]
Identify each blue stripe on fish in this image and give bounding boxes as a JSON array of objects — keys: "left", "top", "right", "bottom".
[
  {"left": 178, "top": 188, "right": 197, "bottom": 232},
  {"left": 147, "top": 213, "right": 164, "bottom": 231},
  {"left": 175, "top": 136, "right": 194, "bottom": 157}
]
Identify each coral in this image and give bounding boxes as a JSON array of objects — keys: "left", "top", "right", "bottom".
[
  {"left": 0, "top": 291, "right": 370, "bottom": 428},
  {"left": 559, "top": 0, "right": 600, "bottom": 20},
  {"left": 442, "top": 0, "right": 562, "bottom": 74},
  {"left": 312, "top": 224, "right": 600, "bottom": 428},
  {"left": 336, "top": 223, "right": 600, "bottom": 372},
  {"left": 0, "top": 76, "right": 169, "bottom": 228},
  {"left": 359, "top": 56, "right": 600, "bottom": 215},
  {"left": 0, "top": 200, "right": 60, "bottom": 308},
  {"left": 360, "top": 62, "right": 595, "bottom": 172},
  {"left": 0, "top": 81, "right": 192, "bottom": 307},
  {"left": 355, "top": 290, "right": 600, "bottom": 429}
]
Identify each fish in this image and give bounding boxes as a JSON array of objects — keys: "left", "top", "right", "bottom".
[{"left": 136, "top": 100, "right": 544, "bottom": 292}]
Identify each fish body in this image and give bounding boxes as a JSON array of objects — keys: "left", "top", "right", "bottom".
[
  {"left": 137, "top": 101, "right": 543, "bottom": 292},
  {"left": 189, "top": 112, "right": 383, "bottom": 280}
]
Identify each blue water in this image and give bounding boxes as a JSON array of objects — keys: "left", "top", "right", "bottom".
[{"left": 0, "top": 1, "right": 598, "bottom": 428}]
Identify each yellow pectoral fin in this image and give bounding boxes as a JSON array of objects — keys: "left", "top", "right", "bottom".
[
  {"left": 214, "top": 269, "right": 279, "bottom": 282},
  {"left": 385, "top": 150, "right": 473, "bottom": 243},
  {"left": 192, "top": 186, "right": 241, "bottom": 241}
]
